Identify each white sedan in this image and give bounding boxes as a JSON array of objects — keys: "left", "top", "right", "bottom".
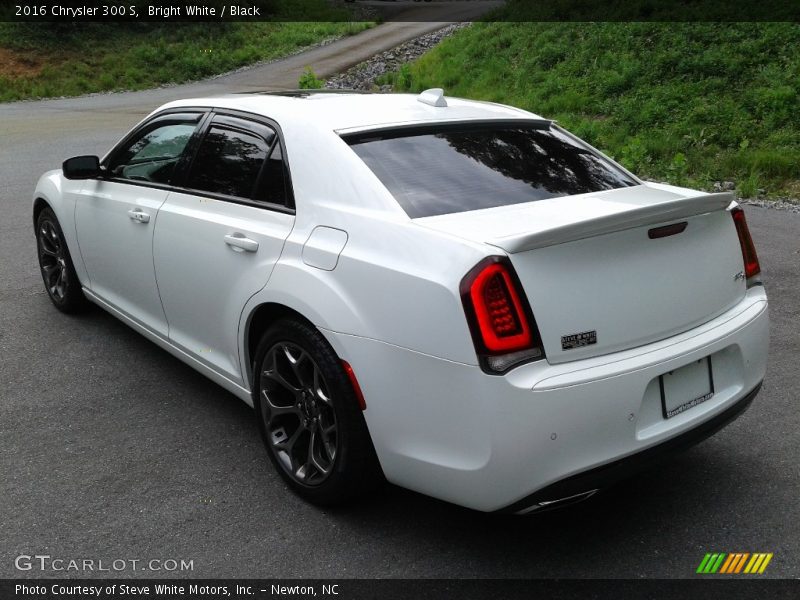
[{"left": 33, "top": 89, "right": 768, "bottom": 513}]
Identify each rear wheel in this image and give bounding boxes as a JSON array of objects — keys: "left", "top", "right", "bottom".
[
  {"left": 253, "top": 318, "right": 382, "bottom": 505},
  {"left": 35, "top": 207, "right": 89, "bottom": 313}
]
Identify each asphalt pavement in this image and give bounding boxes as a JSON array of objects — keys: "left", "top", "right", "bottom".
[{"left": 0, "top": 15, "right": 798, "bottom": 579}]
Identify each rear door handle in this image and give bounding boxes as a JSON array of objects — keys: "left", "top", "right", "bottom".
[
  {"left": 224, "top": 233, "right": 259, "bottom": 253},
  {"left": 127, "top": 209, "right": 150, "bottom": 224}
]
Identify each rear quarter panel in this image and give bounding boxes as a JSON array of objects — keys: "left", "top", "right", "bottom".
[{"left": 240, "top": 125, "right": 493, "bottom": 380}]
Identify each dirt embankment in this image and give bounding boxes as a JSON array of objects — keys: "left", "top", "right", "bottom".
[{"left": 0, "top": 47, "right": 43, "bottom": 78}]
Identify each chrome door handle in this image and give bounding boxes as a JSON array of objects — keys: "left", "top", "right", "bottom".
[
  {"left": 127, "top": 209, "right": 150, "bottom": 224},
  {"left": 224, "top": 233, "right": 259, "bottom": 253}
]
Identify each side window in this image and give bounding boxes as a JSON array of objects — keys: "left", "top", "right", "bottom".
[
  {"left": 107, "top": 121, "right": 198, "bottom": 185},
  {"left": 254, "top": 142, "right": 291, "bottom": 207},
  {"left": 185, "top": 125, "right": 269, "bottom": 199}
]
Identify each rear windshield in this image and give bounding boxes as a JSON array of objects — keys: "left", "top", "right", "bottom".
[{"left": 345, "top": 124, "right": 638, "bottom": 218}]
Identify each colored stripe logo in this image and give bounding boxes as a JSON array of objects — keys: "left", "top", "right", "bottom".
[{"left": 697, "top": 553, "right": 773, "bottom": 574}]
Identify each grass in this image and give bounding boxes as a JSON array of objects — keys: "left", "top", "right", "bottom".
[
  {"left": 384, "top": 19, "right": 800, "bottom": 199},
  {"left": 0, "top": 14, "right": 371, "bottom": 102},
  {"left": 298, "top": 66, "right": 325, "bottom": 89}
]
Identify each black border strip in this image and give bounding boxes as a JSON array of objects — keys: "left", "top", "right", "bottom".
[{"left": 2, "top": 1, "right": 799, "bottom": 22}]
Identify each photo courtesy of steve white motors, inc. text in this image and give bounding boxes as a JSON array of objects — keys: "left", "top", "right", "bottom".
[{"left": 14, "top": 583, "right": 341, "bottom": 597}]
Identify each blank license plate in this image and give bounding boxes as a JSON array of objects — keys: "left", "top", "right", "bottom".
[{"left": 660, "top": 357, "right": 714, "bottom": 419}]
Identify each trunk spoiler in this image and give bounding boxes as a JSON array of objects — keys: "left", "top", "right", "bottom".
[{"left": 487, "top": 192, "right": 735, "bottom": 253}]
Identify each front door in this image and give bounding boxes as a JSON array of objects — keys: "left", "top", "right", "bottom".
[{"left": 75, "top": 113, "right": 204, "bottom": 335}]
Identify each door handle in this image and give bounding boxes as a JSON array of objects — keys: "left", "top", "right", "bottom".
[
  {"left": 127, "top": 209, "right": 150, "bottom": 224},
  {"left": 224, "top": 233, "right": 259, "bottom": 253}
]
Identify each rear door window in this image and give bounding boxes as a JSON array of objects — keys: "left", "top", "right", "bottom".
[
  {"left": 345, "top": 124, "right": 638, "bottom": 218},
  {"left": 185, "top": 123, "right": 271, "bottom": 200},
  {"left": 253, "top": 142, "right": 293, "bottom": 208}
]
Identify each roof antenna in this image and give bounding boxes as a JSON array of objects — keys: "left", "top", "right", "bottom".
[{"left": 417, "top": 88, "right": 447, "bottom": 107}]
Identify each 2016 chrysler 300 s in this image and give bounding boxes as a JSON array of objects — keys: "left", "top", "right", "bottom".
[{"left": 32, "top": 89, "right": 768, "bottom": 513}]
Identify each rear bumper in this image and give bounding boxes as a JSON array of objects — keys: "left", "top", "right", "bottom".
[
  {"left": 501, "top": 379, "right": 761, "bottom": 514},
  {"left": 325, "top": 286, "right": 769, "bottom": 512}
]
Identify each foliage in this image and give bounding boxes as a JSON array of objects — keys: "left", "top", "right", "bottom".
[
  {"left": 298, "top": 66, "right": 324, "bottom": 89},
  {"left": 0, "top": 2, "right": 371, "bottom": 102},
  {"left": 391, "top": 21, "right": 800, "bottom": 198}
]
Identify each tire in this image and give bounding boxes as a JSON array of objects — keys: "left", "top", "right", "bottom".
[
  {"left": 252, "top": 318, "right": 383, "bottom": 505},
  {"left": 35, "top": 207, "right": 89, "bottom": 313}
]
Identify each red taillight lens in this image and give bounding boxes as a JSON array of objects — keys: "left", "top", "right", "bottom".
[
  {"left": 461, "top": 257, "right": 545, "bottom": 373},
  {"left": 470, "top": 263, "right": 531, "bottom": 352},
  {"left": 731, "top": 207, "right": 761, "bottom": 280}
]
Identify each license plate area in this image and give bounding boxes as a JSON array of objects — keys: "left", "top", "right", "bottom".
[{"left": 659, "top": 357, "right": 714, "bottom": 419}]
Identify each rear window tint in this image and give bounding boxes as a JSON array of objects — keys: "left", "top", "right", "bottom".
[
  {"left": 345, "top": 124, "right": 637, "bottom": 218},
  {"left": 186, "top": 126, "right": 268, "bottom": 199}
]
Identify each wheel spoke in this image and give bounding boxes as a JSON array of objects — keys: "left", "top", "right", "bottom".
[
  {"left": 313, "top": 368, "right": 333, "bottom": 406},
  {"left": 261, "top": 389, "right": 300, "bottom": 420},
  {"left": 44, "top": 223, "right": 61, "bottom": 250},
  {"left": 42, "top": 264, "right": 59, "bottom": 283},
  {"left": 263, "top": 350, "right": 301, "bottom": 394},
  {"left": 309, "top": 427, "right": 331, "bottom": 475},
  {"left": 296, "top": 462, "right": 312, "bottom": 482},
  {"left": 265, "top": 369, "right": 299, "bottom": 394},
  {"left": 276, "top": 424, "right": 305, "bottom": 455},
  {"left": 317, "top": 420, "right": 336, "bottom": 462},
  {"left": 47, "top": 266, "right": 63, "bottom": 295},
  {"left": 283, "top": 345, "right": 311, "bottom": 388},
  {"left": 39, "top": 229, "right": 59, "bottom": 256},
  {"left": 54, "top": 268, "right": 66, "bottom": 298},
  {"left": 50, "top": 225, "right": 60, "bottom": 246}
]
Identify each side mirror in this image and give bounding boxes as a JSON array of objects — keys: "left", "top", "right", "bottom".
[{"left": 63, "top": 155, "right": 101, "bottom": 180}]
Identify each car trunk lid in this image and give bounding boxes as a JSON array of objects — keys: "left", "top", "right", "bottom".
[{"left": 416, "top": 185, "right": 746, "bottom": 363}]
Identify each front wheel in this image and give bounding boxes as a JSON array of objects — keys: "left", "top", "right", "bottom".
[
  {"left": 253, "top": 318, "right": 383, "bottom": 505},
  {"left": 35, "top": 207, "right": 89, "bottom": 313}
]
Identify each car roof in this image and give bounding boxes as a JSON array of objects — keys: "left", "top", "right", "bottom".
[{"left": 158, "top": 91, "right": 545, "bottom": 133}]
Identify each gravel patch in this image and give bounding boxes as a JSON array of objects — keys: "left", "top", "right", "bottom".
[
  {"left": 742, "top": 198, "right": 800, "bottom": 212},
  {"left": 709, "top": 180, "right": 799, "bottom": 210},
  {"left": 325, "top": 23, "right": 470, "bottom": 91}
]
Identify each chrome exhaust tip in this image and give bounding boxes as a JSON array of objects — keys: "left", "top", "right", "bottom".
[{"left": 515, "top": 489, "right": 599, "bottom": 515}]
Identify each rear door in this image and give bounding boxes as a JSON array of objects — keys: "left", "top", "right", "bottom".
[
  {"left": 153, "top": 113, "right": 295, "bottom": 385},
  {"left": 75, "top": 112, "right": 205, "bottom": 334}
]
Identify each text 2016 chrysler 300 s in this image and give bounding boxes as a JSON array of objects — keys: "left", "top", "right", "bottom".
[{"left": 33, "top": 89, "right": 768, "bottom": 512}]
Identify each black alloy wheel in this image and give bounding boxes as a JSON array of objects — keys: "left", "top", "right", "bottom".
[
  {"left": 260, "top": 341, "right": 339, "bottom": 486},
  {"left": 253, "top": 318, "right": 383, "bottom": 505},
  {"left": 35, "top": 207, "right": 88, "bottom": 312}
]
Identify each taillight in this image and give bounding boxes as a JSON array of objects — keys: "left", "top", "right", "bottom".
[
  {"left": 461, "top": 257, "right": 545, "bottom": 374},
  {"left": 731, "top": 207, "right": 761, "bottom": 285}
]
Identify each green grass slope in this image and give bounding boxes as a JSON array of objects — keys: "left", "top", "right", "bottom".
[
  {"left": 388, "top": 21, "right": 800, "bottom": 199},
  {"left": 0, "top": 3, "right": 370, "bottom": 102}
]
